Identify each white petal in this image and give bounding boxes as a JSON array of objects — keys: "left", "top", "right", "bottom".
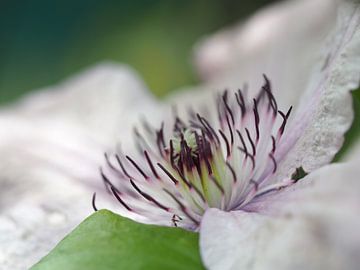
[
  {"left": 0, "top": 62, "right": 162, "bottom": 269},
  {"left": 0, "top": 62, "right": 162, "bottom": 184},
  {"left": 200, "top": 161, "right": 360, "bottom": 270},
  {"left": 194, "top": 0, "right": 338, "bottom": 109},
  {"left": 0, "top": 169, "right": 92, "bottom": 269},
  {"left": 274, "top": 0, "right": 360, "bottom": 180},
  {"left": 1, "top": 62, "right": 161, "bottom": 149}
]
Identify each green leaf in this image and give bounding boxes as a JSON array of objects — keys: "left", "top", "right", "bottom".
[
  {"left": 291, "top": 166, "right": 308, "bottom": 182},
  {"left": 334, "top": 88, "right": 360, "bottom": 162},
  {"left": 31, "top": 210, "right": 204, "bottom": 270}
]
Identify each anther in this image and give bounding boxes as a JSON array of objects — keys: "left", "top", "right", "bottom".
[
  {"left": 126, "top": 155, "right": 149, "bottom": 180},
  {"left": 92, "top": 192, "right": 98, "bottom": 212}
]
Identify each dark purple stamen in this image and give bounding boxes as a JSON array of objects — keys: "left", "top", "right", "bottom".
[
  {"left": 235, "top": 89, "right": 246, "bottom": 117},
  {"left": 222, "top": 91, "right": 235, "bottom": 126},
  {"left": 238, "top": 147, "right": 255, "bottom": 170},
  {"left": 115, "top": 154, "right": 133, "bottom": 178},
  {"left": 144, "top": 151, "right": 160, "bottom": 179},
  {"left": 271, "top": 136, "right": 276, "bottom": 153},
  {"left": 226, "top": 162, "right": 237, "bottom": 183},
  {"left": 236, "top": 129, "right": 248, "bottom": 157},
  {"left": 226, "top": 115, "right": 234, "bottom": 146},
  {"left": 129, "top": 179, "right": 169, "bottom": 211},
  {"left": 92, "top": 192, "right": 98, "bottom": 211},
  {"left": 253, "top": 98, "right": 260, "bottom": 141},
  {"left": 100, "top": 167, "right": 113, "bottom": 193},
  {"left": 269, "top": 153, "right": 277, "bottom": 173},
  {"left": 157, "top": 163, "right": 179, "bottom": 185},
  {"left": 245, "top": 128, "right": 256, "bottom": 156},
  {"left": 197, "top": 113, "right": 220, "bottom": 144},
  {"left": 111, "top": 186, "right": 132, "bottom": 211},
  {"left": 278, "top": 106, "right": 293, "bottom": 135},
  {"left": 126, "top": 155, "right": 149, "bottom": 180},
  {"left": 219, "top": 129, "right": 231, "bottom": 158}
]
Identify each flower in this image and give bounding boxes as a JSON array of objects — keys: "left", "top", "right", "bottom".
[
  {"left": 99, "top": 76, "right": 296, "bottom": 229},
  {"left": 98, "top": 0, "right": 360, "bottom": 268},
  {"left": 0, "top": 0, "right": 359, "bottom": 269}
]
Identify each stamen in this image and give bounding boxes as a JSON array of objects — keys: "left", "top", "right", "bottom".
[
  {"left": 126, "top": 155, "right": 149, "bottom": 180},
  {"left": 129, "top": 179, "right": 169, "bottom": 211},
  {"left": 99, "top": 75, "right": 297, "bottom": 229},
  {"left": 197, "top": 114, "right": 220, "bottom": 144},
  {"left": 92, "top": 192, "right": 98, "bottom": 211},
  {"left": 115, "top": 154, "right": 133, "bottom": 178},
  {"left": 236, "top": 129, "right": 248, "bottom": 157},
  {"left": 157, "top": 163, "right": 179, "bottom": 185},
  {"left": 222, "top": 91, "right": 235, "bottom": 125},
  {"left": 104, "top": 152, "right": 120, "bottom": 174},
  {"left": 219, "top": 129, "right": 231, "bottom": 158},
  {"left": 245, "top": 128, "right": 256, "bottom": 156},
  {"left": 271, "top": 136, "right": 276, "bottom": 153},
  {"left": 235, "top": 89, "right": 246, "bottom": 117},
  {"left": 110, "top": 186, "right": 132, "bottom": 211},
  {"left": 100, "top": 167, "right": 113, "bottom": 193},
  {"left": 253, "top": 98, "right": 260, "bottom": 141},
  {"left": 269, "top": 153, "right": 277, "bottom": 173},
  {"left": 226, "top": 162, "right": 237, "bottom": 183},
  {"left": 278, "top": 106, "right": 293, "bottom": 135},
  {"left": 225, "top": 115, "right": 234, "bottom": 146},
  {"left": 144, "top": 151, "right": 160, "bottom": 179}
]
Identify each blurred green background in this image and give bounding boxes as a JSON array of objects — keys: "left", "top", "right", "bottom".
[{"left": 0, "top": 0, "right": 277, "bottom": 104}]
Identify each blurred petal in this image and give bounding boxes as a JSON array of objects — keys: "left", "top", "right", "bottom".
[
  {"left": 174, "top": 0, "right": 360, "bottom": 181},
  {"left": 1, "top": 62, "right": 161, "bottom": 149},
  {"left": 0, "top": 62, "right": 163, "bottom": 269},
  {"left": 0, "top": 62, "right": 162, "bottom": 186},
  {"left": 200, "top": 161, "right": 360, "bottom": 270},
  {"left": 194, "top": 0, "right": 337, "bottom": 108}
]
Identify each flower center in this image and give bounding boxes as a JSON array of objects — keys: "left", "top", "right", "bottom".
[
  {"left": 97, "top": 75, "right": 298, "bottom": 229},
  {"left": 172, "top": 129, "right": 198, "bottom": 160}
]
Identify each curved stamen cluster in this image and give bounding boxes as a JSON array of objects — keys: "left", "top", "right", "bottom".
[{"left": 98, "top": 75, "right": 295, "bottom": 229}]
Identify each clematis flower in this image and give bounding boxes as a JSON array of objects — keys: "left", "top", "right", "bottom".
[
  {"left": 0, "top": 0, "right": 359, "bottom": 269},
  {"left": 99, "top": 0, "right": 360, "bottom": 268},
  {"left": 99, "top": 76, "right": 296, "bottom": 229}
]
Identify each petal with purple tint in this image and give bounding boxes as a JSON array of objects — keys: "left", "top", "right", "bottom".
[
  {"left": 200, "top": 161, "right": 360, "bottom": 270},
  {"left": 274, "top": 0, "right": 360, "bottom": 181}
]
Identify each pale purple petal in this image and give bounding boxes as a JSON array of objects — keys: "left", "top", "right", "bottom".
[
  {"left": 274, "top": 0, "right": 360, "bottom": 181},
  {"left": 200, "top": 161, "right": 360, "bottom": 270}
]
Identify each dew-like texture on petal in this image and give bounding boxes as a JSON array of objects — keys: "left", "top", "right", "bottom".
[
  {"left": 0, "top": 170, "right": 91, "bottom": 270},
  {"left": 0, "top": 63, "right": 161, "bottom": 269},
  {"left": 200, "top": 162, "right": 360, "bottom": 270}
]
